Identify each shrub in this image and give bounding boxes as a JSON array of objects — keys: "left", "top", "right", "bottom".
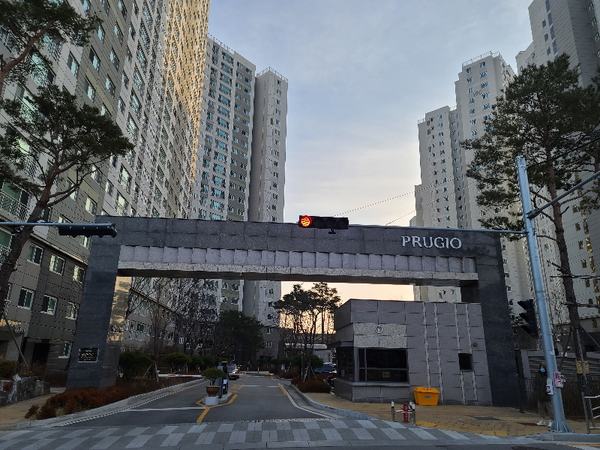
[
  {"left": 190, "top": 356, "right": 203, "bottom": 370},
  {"left": 36, "top": 404, "right": 56, "bottom": 420},
  {"left": 290, "top": 376, "right": 300, "bottom": 386},
  {"left": 297, "top": 380, "right": 331, "bottom": 393},
  {"left": 0, "top": 360, "right": 16, "bottom": 379},
  {"left": 4, "top": 382, "right": 12, "bottom": 392},
  {"left": 46, "top": 386, "right": 129, "bottom": 415},
  {"left": 201, "top": 368, "right": 227, "bottom": 385},
  {"left": 279, "top": 371, "right": 298, "bottom": 379},
  {"left": 25, "top": 404, "right": 39, "bottom": 419},
  {"left": 163, "top": 352, "right": 191, "bottom": 372},
  {"left": 290, "top": 354, "right": 323, "bottom": 370},
  {"left": 119, "top": 351, "right": 154, "bottom": 381}
]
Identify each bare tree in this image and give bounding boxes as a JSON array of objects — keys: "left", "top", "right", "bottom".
[{"left": 170, "top": 279, "right": 219, "bottom": 355}]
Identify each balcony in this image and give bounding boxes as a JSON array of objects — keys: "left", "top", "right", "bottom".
[
  {"left": 0, "top": 243, "right": 9, "bottom": 264},
  {"left": 0, "top": 190, "right": 29, "bottom": 221}
]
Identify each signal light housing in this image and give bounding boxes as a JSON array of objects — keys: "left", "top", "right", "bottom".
[
  {"left": 298, "top": 215, "right": 349, "bottom": 234},
  {"left": 57, "top": 223, "right": 118, "bottom": 238},
  {"left": 517, "top": 299, "right": 538, "bottom": 337}
]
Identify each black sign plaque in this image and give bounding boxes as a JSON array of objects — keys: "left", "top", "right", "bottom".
[{"left": 78, "top": 348, "right": 99, "bottom": 363}]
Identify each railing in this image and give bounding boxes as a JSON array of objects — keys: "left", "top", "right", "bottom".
[
  {"left": 207, "top": 34, "right": 235, "bottom": 54},
  {"left": 583, "top": 393, "right": 600, "bottom": 433},
  {"left": 0, "top": 191, "right": 29, "bottom": 221},
  {"left": 256, "top": 67, "right": 288, "bottom": 82},
  {"left": 0, "top": 243, "right": 9, "bottom": 264},
  {"left": 462, "top": 51, "right": 501, "bottom": 68}
]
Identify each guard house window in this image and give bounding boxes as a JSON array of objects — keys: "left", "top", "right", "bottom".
[
  {"left": 358, "top": 348, "right": 408, "bottom": 382},
  {"left": 336, "top": 347, "right": 354, "bottom": 381},
  {"left": 459, "top": 353, "right": 473, "bottom": 371}
]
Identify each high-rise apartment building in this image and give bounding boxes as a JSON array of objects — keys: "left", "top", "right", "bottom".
[
  {"left": 191, "top": 37, "right": 288, "bottom": 359},
  {"left": 516, "top": 0, "right": 600, "bottom": 333},
  {"left": 414, "top": 53, "right": 535, "bottom": 323},
  {"left": 0, "top": 0, "right": 210, "bottom": 370}
]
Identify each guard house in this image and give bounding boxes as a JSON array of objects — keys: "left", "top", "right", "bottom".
[{"left": 331, "top": 299, "right": 493, "bottom": 405}]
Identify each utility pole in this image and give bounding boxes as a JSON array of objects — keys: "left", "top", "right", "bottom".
[{"left": 516, "top": 156, "right": 571, "bottom": 433}]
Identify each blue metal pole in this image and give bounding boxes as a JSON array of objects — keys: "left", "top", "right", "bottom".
[{"left": 516, "top": 156, "right": 571, "bottom": 433}]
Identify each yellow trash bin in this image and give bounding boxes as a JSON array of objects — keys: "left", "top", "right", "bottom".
[{"left": 413, "top": 387, "right": 440, "bottom": 405}]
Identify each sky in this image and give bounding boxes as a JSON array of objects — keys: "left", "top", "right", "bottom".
[{"left": 207, "top": 0, "right": 534, "bottom": 303}]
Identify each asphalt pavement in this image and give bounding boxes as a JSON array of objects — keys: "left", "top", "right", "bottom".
[{"left": 0, "top": 374, "right": 598, "bottom": 449}]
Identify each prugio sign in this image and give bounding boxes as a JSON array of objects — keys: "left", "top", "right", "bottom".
[{"left": 401, "top": 235, "right": 462, "bottom": 249}]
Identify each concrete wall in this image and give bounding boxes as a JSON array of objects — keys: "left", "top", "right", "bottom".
[
  {"left": 67, "top": 217, "right": 514, "bottom": 394},
  {"left": 333, "top": 300, "right": 492, "bottom": 405}
]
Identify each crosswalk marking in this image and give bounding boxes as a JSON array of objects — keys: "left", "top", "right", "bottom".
[
  {"left": 125, "top": 434, "right": 152, "bottom": 448},
  {"left": 409, "top": 428, "right": 437, "bottom": 440},
  {"left": 186, "top": 424, "right": 206, "bottom": 433},
  {"left": 156, "top": 425, "right": 178, "bottom": 435},
  {"left": 194, "top": 431, "right": 215, "bottom": 445},
  {"left": 293, "top": 428, "right": 310, "bottom": 441},
  {"left": 0, "top": 417, "right": 541, "bottom": 448},
  {"left": 55, "top": 437, "right": 87, "bottom": 450},
  {"left": 381, "top": 428, "right": 406, "bottom": 440},
  {"left": 91, "top": 436, "right": 119, "bottom": 449},
  {"left": 228, "top": 431, "right": 247, "bottom": 443},
  {"left": 160, "top": 432, "right": 184, "bottom": 446},
  {"left": 437, "top": 428, "right": 470, "bottom": 440},
  {"left": 322, "top": 427, "right": 342, "bottom": 441},
  {"left": 352, "top": 428, "right": 374, "bottom": 440},
  {"left": 21, "top": 438, "right": 55, "bottom": 450}
]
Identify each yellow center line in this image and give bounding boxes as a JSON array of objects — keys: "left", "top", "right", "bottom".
[
  {"left": 278, "top": 383, "right": 287, "bottom": 396},
  {"left": 196, "top": 394, "right": 238, "bottom": 423}
]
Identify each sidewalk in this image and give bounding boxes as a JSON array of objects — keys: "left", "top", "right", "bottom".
[
  {"left": 302, "top": 392, "right": 590, "bottom": 436},
  {"left": 0, "top": 395, "right": 52, "bottom": 428}
]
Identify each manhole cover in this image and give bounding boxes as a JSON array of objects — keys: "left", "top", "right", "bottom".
[{"left": 471, "top": 416, "right": 502, "bottom": 421}]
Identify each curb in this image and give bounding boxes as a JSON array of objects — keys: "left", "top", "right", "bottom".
[
  {"left": 5, "top": 379, "right": 207, "bottom": 430},
  {"left": 289, "top": 385, "right": 377, "bottom": 421},
  {"left": 528, "top": 432, "right": 600, "bottom": 442}
]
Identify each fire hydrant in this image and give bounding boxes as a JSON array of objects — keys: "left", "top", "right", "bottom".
[{"left": 403, "top": 402, "right": 409, "bottom": 423}]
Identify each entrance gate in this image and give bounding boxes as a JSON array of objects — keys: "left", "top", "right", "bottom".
[{"left": 67, "top": 217, "right": 517, "bottom": 406}]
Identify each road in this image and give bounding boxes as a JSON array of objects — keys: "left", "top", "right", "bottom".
[{"left": 0, "top": 375, "right": 594, "bottom": 449}]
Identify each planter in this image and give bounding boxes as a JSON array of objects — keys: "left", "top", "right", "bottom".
[
  {"left": 206, "top": 385, "right": 219, "bottom": 396},
  {"left": 205, "top": 385, "right": 220, "bottom": 406}
]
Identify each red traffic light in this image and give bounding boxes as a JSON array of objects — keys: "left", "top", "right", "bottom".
[
  {"left": 299, "top": 215, "right": 313, "bottom": 228},
  {"left": 297, "top": 215, "right": 349, "bottom": 230}
]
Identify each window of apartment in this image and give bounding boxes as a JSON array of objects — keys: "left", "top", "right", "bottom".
[
  {"left": 110, "top": 49, "right": 120, "bottom": 70},
  {"left": 66, "top": 53, "right": 79, "bottom": 76},
  {"left": 118, "top": 0, "right": 127, "bottom": 18},
  {"left": 84, "top": 78, "right": 95, "bottom": 101},
  {"left": 84, "top": 197, "right": 97, "bottom": 215},
  {"left": 89, "top": 49, "right": 100, "bottom": 70},
  {"left": 105, "top": 76, "right": 115, "bottom": 96},
  {"left": 18, "top": 289, "right": 34, "bottom": 309},
  {"left": 73, "top": 266, "right": 85, "bottom": 283},
  {"left": 49, "top": 255, "right": 65, "bottom": 274},
  {"left": 79, "top": 235, "right": 91, "bottom": 248},
  {"left": 97, "top": 24, "right": 105, "bottom": 41},
  {"left": 27, "top": 244, "right": 43, "bottom": 264},
  {"left": 41, "top": 295, "right": 57, "bottom": 315}
]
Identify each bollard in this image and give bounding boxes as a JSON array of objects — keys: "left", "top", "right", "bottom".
[{"left": 391, "top": 401, "right": 395, "bottom": 422}]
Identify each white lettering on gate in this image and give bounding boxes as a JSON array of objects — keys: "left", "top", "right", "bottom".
[{"left": 399, "top": 235, "right": 463, "bottom": 250}]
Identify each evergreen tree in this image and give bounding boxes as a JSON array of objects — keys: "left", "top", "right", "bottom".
[
  {"left": 0, "top": 84, "right": 133, "bottom": 316},
  {"left": 464, "top": 54, "right": 600, "bottom": 389},
  {"left": 0, "top": 0, "right": 97, "bottom": 95}
]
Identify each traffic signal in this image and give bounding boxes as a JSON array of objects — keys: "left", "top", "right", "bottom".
[
  {"left": 298, "top": 215, "right": 349, "bottom": 231},
  {"left": 518, "top": 299, "right": 538, "bottom": 337},
  {"left": 57, "top": 223, "right": 118, "bottom": 238}
]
